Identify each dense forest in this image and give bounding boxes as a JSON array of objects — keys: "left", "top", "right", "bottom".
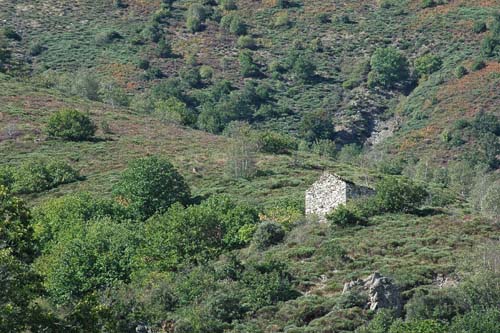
[{"left": 0, "top": 0, "right": 499, "bottom": 332}]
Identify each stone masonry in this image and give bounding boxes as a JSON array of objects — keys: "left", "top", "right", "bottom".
[{"left": 305, "top": 172, "right": 375, "bottom": 223}]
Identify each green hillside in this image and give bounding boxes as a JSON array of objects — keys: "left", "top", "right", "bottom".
[{"left": 0, "top": 0, "right": 499, "bottom": 332}]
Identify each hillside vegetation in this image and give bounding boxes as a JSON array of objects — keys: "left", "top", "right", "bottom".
[{"left": 0, "top": 0, "right": 499, "bottom": 332}]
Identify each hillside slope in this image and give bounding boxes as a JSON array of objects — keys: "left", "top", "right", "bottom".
[{"left": 0, "top": 0, "right": 499, "bottom": 333}]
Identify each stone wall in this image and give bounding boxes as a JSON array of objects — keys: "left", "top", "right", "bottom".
[
  {"left": 305, "top": 173, "right": 348, "bottom": 222},
  {"left": 305, "top": 172, "right": 375, "bottom": 223}
]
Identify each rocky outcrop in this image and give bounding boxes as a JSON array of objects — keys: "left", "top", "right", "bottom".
[{"left": 342, "top": 272, "right": 402, "bottom": 314}]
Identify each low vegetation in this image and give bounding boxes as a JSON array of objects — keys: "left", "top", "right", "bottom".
[{"left": 0, "top": 0, "right": 499, "bottom": 331}]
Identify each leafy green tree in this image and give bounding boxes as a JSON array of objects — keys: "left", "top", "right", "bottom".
[
  {"left": 0, "top": 187, "right": 43, "bottom": 332},
  {"left": 33, "top": 192, "right": 129, "bottom": 247},
  {"left": 139, "top": 195, "right": 258, "bottom": 271},
  {"left": 1, "top": 185, "right": 35, "bottom": 263},
  {"left": 38, "top": 218, "right": 140, "bottom": 304},
  {"left": 113, "top": 156, "right": 191, "bottom": 219},
  {"left": 46, "top": 109, "right": 96, "bottom": 141},
  {"left": 368, "top": 47, "right": 410, "bottom": 88},
  {"left": 0, "top": 249, "right": 43, "bottom": 333}
]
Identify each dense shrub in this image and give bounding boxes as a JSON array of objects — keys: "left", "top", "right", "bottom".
[
  {"left": 356, "top": 309, "right": 396, "bottom": 333},
  {"left": 137, "top": 58, "right": 150, "bottom": 70},
  {"left": 337, "top": 143, "right": 362, "bottom": 163},
  {"left": 144, "top": 66, "right": 163, "bottom": 80},
  {"left": 473, "top": 21, "right": 487, "bottom": 34},
  {"left": 241, "top": 260, "right": 297, "bottom": 310},
  {"left": 481, "top": 34, "right": 500, "bottom": 57},
  {"left": 449, "top": 309, "right": 500, "bottom": 333},
  {"left": 220, "top": 14, "right": 247, "bottom": 35},
  {"left": 186, "top": 4, "right": 206, "bottom": 33},
  {"left": 186, "top": 16, "right": 202, "bottom": 33},
  {"left": 368, "top": 47, "right": 410, "bottom": 88},
  {"left": 113, "top": 156, "right": 191, "bottom": 219},
  {"left": 327, "top": 204, "right": 364, "bottom": 227},
  {"left": 95, "top": 30, "right": 122, "bottom": 46},
  {"left": 0, "top": 166, "right": 14, "bottom": 189},
  {"left": 274, "top": 11, "right": 290, "bottom": 28},
  {"left": 179, "top": 66, "right": 202, "bottom": 88},
  {"left": 414, "top": 54, "right": 442, "bottom": 77},
  {"left": 421, "top": 0, "right": 437, "bottom": 9},
  {"left": 257, "top": 131, "right": 298, "bottom": 154},
  {"left": 154, "top": 97, "right": 196, "bottom": 125},
  {"left": 99, "top": 82, "right": 130, "bottom": 107},
  {"left": 46, "top": 109, "right": 96, "bottom": 141},
  {"left": 252, "top": 221, "right": 285, "bottom": 250},
  {"left": 239, "top": 50, "right": 259, "bottom": 77},
  {"left": 156, "top": 39, "right": 172, "bottom": 58},
  {"left": 199, "top": 65, "right": 214, "bottom": 80},
  {"left": 2, "top": 27, "right": 21, "bottom": 41},
  {"left": 72, "top": 70, "right": 101, "bottom": 101},
  {"left": 471, "top": 58, "right": 486, "bottom": 71},
  {"left": 142, "top": 22, "right": 162, "bottom": 42},
  {"left": 237, "top": 35, "right": 256, "bottom": 49},
  {"left": 0, "top": 38, "right": 11, "bottom": 71},
  {"left": 388, "top": 319, "right": 447, "bottom": 333},
  {"left": 292, "top": 54, "right": 316, "bottom": 82},
  {"left": 454, "top": 65, "right": 468, "bottom": 78},
  {"left": 375, "top": 176, "right": 427, "bottom": 213},
  {"left": 299, "top": 109, "right": 335, "bottom": 142},
  {"left": 29, "top": 42, "right": 46, "bottom": 56},
  {"left": 219, "top": 0, "right": 237, "bottom": 10},
  {"left": 405, "top": 289, "right": 460, "bottom": 322},
  {"left": 9, "top": 159, "right": 79, "bottom": 195}
]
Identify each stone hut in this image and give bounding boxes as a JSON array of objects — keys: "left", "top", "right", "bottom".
[{"left": 305, "top": 172, "right": 375, "bottom": 222}]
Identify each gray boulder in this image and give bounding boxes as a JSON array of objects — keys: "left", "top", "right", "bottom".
[{"left": 342, "top": 272, "right": 402, "bottom": 314}]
